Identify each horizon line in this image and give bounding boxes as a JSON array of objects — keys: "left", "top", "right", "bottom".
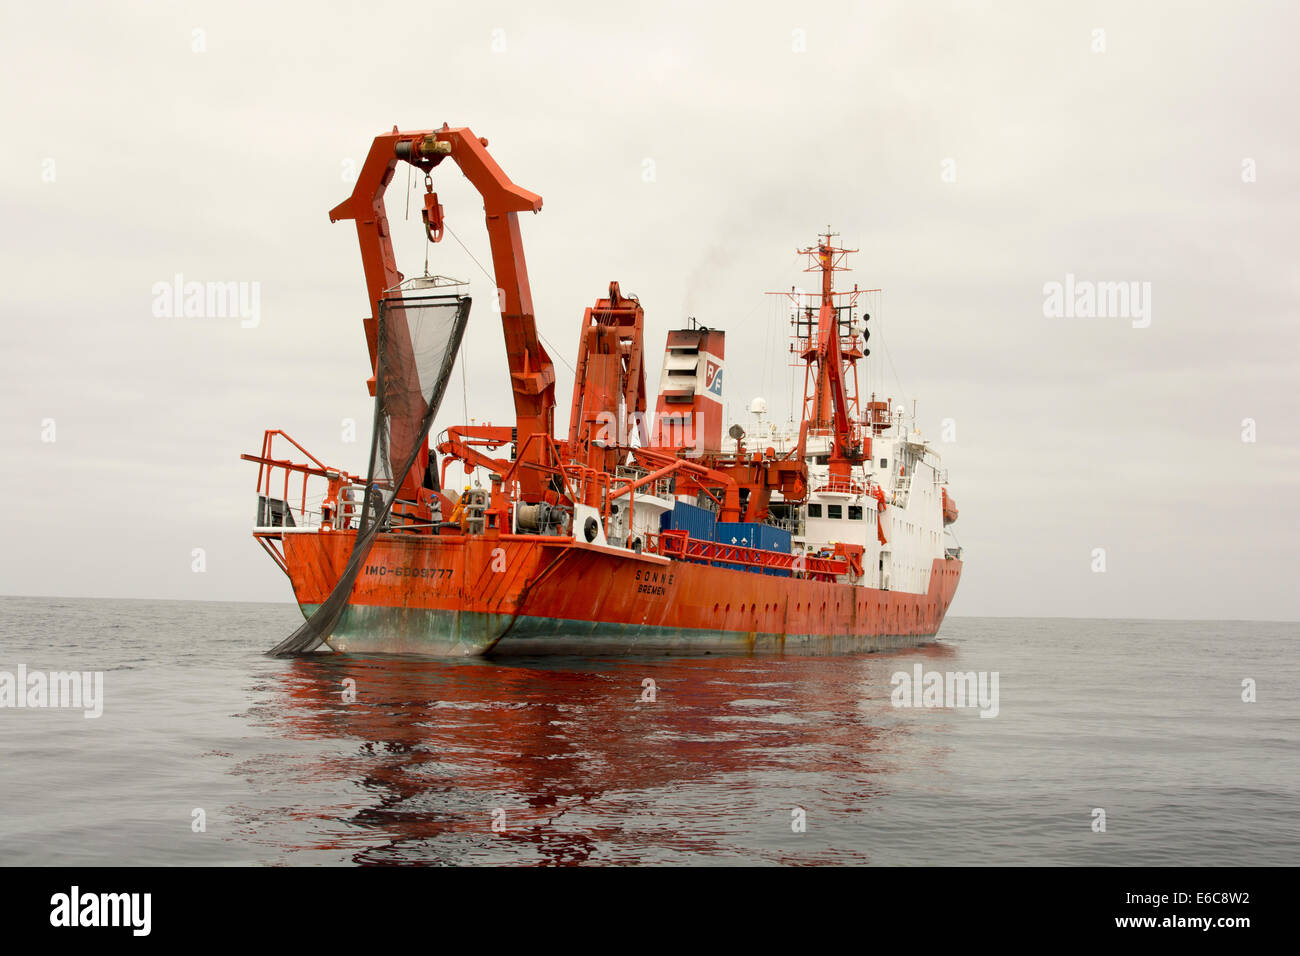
[{"left": 0, "top": 592, "right": 1295, "bottom": 626}]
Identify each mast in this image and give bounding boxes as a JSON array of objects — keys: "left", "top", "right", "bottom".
[{"left": 774, "top": 233, "right": 873, "bottom": 484}]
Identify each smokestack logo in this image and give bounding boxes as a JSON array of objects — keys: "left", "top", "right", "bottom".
[{"left": 705, "top": 360, "right": 724, "bottom": 397}]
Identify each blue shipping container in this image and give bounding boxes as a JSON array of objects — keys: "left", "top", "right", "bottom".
[
  {"left": 660, "top": 501, "right": 717, "bottom": 542},
  {"left": 714, "top": 522, "right": 791, "bottom": 552},
  {"left": 713, "top": 521, "right": 792, "bottom": 576}
]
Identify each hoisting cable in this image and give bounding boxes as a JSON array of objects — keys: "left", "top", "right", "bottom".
[{"left": 445, "top": 223, "right": 576, "bottom": 374}]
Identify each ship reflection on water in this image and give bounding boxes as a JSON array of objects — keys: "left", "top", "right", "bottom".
[{"left": 238, "top": 643, "right": 958, "bottom": 865}]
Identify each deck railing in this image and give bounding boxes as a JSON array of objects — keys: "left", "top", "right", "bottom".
[{"left": 649, "top": 530, "right": 848, "bottom": 582}]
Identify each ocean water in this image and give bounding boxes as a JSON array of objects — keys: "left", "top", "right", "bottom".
[{"left": 0, "top": 596, "right": 1295, "bottom": 866}]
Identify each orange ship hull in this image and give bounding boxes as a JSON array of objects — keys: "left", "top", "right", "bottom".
[{"left": 282, "top": 530, "right": 962, "bottom": 657}]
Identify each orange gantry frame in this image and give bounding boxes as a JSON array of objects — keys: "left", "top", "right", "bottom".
[{"left": 328, "top": 125, "right": 553, "bottom": 500}]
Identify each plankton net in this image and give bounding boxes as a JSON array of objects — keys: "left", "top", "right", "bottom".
[{"left": 267, "top": 293, "right": 471, "bottom": 656}]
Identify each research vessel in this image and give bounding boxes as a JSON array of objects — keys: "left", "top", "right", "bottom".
[{"left": 244, "top": 125, "right": 962, "bottom": 655}]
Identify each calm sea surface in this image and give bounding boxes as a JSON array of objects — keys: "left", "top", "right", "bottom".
[{"left": 0, "top": 597, "right": 1295, "bottom": 866}]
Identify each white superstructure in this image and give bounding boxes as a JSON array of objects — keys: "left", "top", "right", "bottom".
[{"left": 725, "top": 400, "right": 957, "bottom": 594}]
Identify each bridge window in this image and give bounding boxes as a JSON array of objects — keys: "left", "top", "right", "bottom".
[
  {"left": 807, "top": 503, "right": 822, "bottom": 518},
  {"left": 848, "top": 506, "right": 863, "bottom": 521},
  {"left": 827, "top": 504, "right": 843, "bottom": 520}
]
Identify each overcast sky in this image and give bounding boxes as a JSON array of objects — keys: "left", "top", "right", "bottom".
[{"left": 1, "top": 0, "right": 1296, "bottom": 620}]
